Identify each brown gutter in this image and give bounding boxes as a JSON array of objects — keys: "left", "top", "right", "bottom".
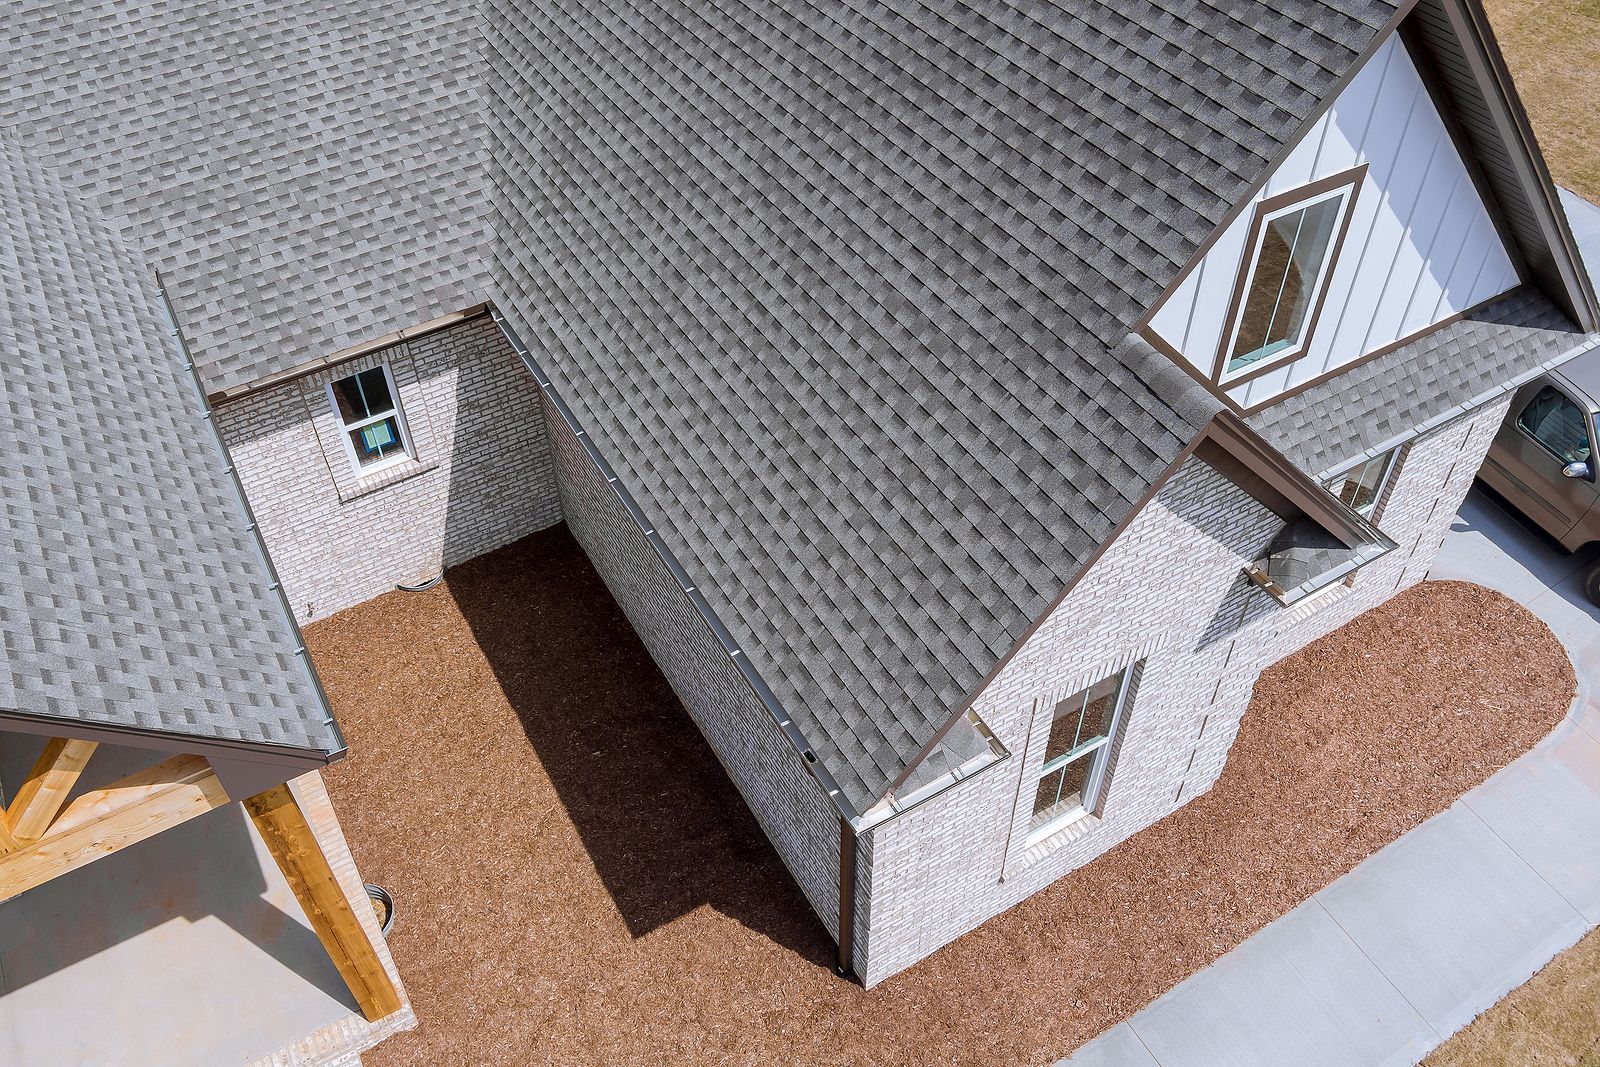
[{"left": 206, "top": 303, "right": 491, "bottom": 406}]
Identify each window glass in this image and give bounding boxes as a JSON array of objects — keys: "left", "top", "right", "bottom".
[
  {"left": 328, "top": 364, "right": 411, "bottom": 473},
  {"left": 1518, "top": 387, "right": 1592, "bottom": 464},
  {"left": 332, "top": 367, "right": 395, "bottom": 423},
  {"left": 347, "top": 416, "right": 405, "bottom": 467},
  {"left": 1328, "top": 449, "right": 1398, "bottom": 518},
  {"left": 1229, "top": 191, "right": 1348, "bottom": 373},
  {"left": 1029, "top": 665, "right": 1136, "bottom": 842}
]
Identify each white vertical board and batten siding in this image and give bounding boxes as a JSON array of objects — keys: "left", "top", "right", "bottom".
[{"left": 1147, "top": 35, "right": 1520, "bottom": 408}]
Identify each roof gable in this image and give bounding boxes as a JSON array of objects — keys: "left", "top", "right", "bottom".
[
  {"left": 485, "top": 0, "right": 1403, "bottom": 814},
  {"left": 1144, "top": 32, "right": 1523, "bottom": 409}
]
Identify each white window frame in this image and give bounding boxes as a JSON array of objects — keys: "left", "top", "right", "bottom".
[
  {"left": 326, "top": 363, "right": 414, "bottom": 477},
  {"left": 1219, "top": 182, "right": 1358, "bottom": 385},
  {"left": 1026, "top": 665, "right": 1136, "bottom": 847}
]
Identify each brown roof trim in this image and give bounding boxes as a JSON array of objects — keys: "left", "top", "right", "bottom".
[
  {"left": 207, "top": 303, "right": 491, "bottom": 406},
  {"left": 1399, "top": 17, "right": 1533, "bottom": 287},
  {"left": 1209, "top": 165, "right": 1370, "bottom": 387},
  {"left": 880, "top": 429, "right": 1207, "bottom": 801},
  {"left": 1409, "top": 0, "right": 1600, "bottom": 332},
  {"left": 1130, "top": 0, "right": 1421, "bottom": 338},
  {"left": 1237, "top": 287, "right": 1521, "bottom": 415}
]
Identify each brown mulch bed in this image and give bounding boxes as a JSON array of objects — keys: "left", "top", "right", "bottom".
[{"left": 309, "top": 526, "right": 1573, "bottom": 1067}]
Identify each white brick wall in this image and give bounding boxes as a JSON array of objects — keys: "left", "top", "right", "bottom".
[
  {"left": 219, "top": 308, "right": 1511, "bottom": 989},
  {"left": 542, "top": 396, "right": 848, "bottom": 943},
  {"left": 217, "top": 315, "right": 563, "bottom": 622},
  {"left": 852, "top": 399, "right": 1510, "bottom": 985}
]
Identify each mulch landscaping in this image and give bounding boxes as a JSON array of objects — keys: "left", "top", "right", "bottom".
[{"left": 309, "top": 525, "right": 1574, "bottom": 1067}]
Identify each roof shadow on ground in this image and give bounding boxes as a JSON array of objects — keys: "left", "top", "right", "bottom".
[
  {"left": 0, "top": 738, "right": 349, "bottom": 1012},
  {"left": 445, "top": 525, "right": 833, "bottom": 962}
]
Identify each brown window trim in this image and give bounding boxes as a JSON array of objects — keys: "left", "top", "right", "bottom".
[{"left": 1211, "top": 164, "right": 1370, "bottom": 388}]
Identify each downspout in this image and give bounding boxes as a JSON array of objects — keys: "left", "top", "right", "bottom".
[{"left": 836, "top": 815, "right": 857, "bottom": 979}]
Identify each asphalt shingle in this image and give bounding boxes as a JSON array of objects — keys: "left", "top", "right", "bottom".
[
  {"left": 481, "top": 0, "right": 1398, "bottom": 811},
  {"left": 0, "top": 138, "right": 338, "bottom": 755}
]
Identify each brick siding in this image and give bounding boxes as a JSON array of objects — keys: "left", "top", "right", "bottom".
[
  {"left": 217, "top": 315, "right": 563, "bottom": 623},
  {"left": 851, "top": 400, "right": 1509, "bottom": 985},
  {"left": 541, "top": 394, "right": 847, "bottom": 942}
]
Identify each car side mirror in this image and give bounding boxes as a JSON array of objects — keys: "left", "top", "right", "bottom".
[{"left": 1564, "top": 461, "right": 1592, "bottom": 480}]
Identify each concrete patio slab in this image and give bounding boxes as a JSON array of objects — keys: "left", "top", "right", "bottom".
[
  {"left": 1062, "top": 484, "right": 1600, "bottom": 1066},
  {"left": 1465, "top": 724, "right": 1600, "bottom": 923},
  {"left": 1062, "top": 1025, "right": 1163, "bottom": 1067},
  {"left": 1313, "top": 802, "right": 1585, "bottom": 1037},
  {"left": 0, "top": 739, "right": 412, "bottom": 1067},
  {"left": 1115, "top": 902, "right": 1435, "bottom": 1067}
]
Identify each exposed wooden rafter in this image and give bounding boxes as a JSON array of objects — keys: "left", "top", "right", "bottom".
[
  {"left": 0, "top": 753, "right": 227, "bottom": 902},
  {"left": 7, "top": 737, "right": 99, "bottom": 844},
  {"left": 0, "top": 749, "right": 401, "bottom": 1024}
]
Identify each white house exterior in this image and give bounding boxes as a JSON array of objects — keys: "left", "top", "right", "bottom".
[{"left": 7, "top": 0, "right": 1599, "bottom": 1001}]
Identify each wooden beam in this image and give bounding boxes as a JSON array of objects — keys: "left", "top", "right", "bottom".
[
  {"left": 0, "top": 815, "right": 18, "bottom": 857},
  {"left": 7, "top": 738, "right": 98, "bottom": 843},
  {"left": 244, "top": 783, "right": 402, "bottom": 1022},
  {"left": 0, "top": 754, "right": 228, "bottom": 903}
]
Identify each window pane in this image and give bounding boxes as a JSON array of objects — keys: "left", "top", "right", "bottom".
[
  {"left": 1042, "top": 692, "right": 1085, "bottom": 765},
  {"left": 1075, "top": 673, "right": 1122, "bottom": 749},
  {"left": 332, "top": 367, "right": 395, "bottom": 424},
  {"left": 1230, "top": 195, "right": 1344, "bottom": 370},
  {"left": 1518, "top": 387, "right": 1591, "bottom": 463},
  {"left": 1031, "top": 755, "right": 1092, "bottom": 830},
  {"left": 348, "top": 416, "right": 404, "bottom": 466},
  {"left": 1330, "top": 450, "right": 1395, "bottom": 517}
]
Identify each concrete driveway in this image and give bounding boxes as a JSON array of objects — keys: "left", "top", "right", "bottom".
[{"left": 1064, "top": 485, "right": 1600, "bottom": 1067}]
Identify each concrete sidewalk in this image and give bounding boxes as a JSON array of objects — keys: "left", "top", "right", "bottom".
[{"left": 1062, "top": 488, "right": 1600, "bottom": 1067}]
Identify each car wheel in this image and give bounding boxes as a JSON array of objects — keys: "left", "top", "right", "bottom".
[{"left": 1584, "top": 560, "right": 1600, "bottom": 608}]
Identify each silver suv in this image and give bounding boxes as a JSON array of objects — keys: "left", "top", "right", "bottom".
[{"left": 1481, "top": 346, "right": 1600, "bottom": 602}]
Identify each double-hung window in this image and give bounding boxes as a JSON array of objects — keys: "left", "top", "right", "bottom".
[
  {"left": 1219, "top": 172, "right": 1362, "bottom": 382},
  {"left": 1028, "top": 664, "right": 1136, "bottom": 844},
  {"left": 327, "top": 365, "right": 412, "bottom": 475},
  {"left": 1327, "top": 447, "right": 1400, "bottom": 518}
]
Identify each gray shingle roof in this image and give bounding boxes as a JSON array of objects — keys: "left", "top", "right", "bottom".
[
  {"left": 1252, "top": 187, "right": 1600, "bottom": 478},
  {"left": 1248, "top": 287, "right": 1587, "bottom": 477},
  {"left": 482, "top": 0, "right": 1400, "bottom": 811},
  {"left": 1, "top": 138, "right": 339, "bottom": 755},
  {"left": 1, "top": 0, "right": 490, "bottom": 396}
]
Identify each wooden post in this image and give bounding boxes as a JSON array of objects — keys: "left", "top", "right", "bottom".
[
  {"left": 244, "top": 783, "right": 402, "bottom": 1022},
  {"left": 8, "top": 738, "right": 98, "bottom": 843}
]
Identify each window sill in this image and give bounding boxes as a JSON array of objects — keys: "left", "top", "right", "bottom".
[
  {"left": 1014, "top": 808, "right": 1101, "bottom": 869},
  {"left": 332, "top": 455, "right": 438, "bottom": 503}
]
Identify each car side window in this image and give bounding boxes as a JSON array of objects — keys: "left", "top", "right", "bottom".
[{"left": 1518, "top": 386, "right": 1593, "bottom": 464}]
